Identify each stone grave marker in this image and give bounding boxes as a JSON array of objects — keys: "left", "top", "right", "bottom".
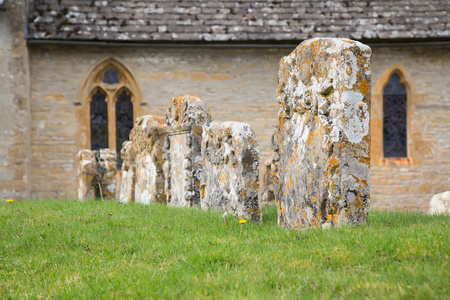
[
  {"left": 271, "top": 38, "right": 372, "bottom": 228},
  {"left": 201, "top": 122, "right": 262, "bottom": 222},
  {"left": 119, "top": 141, "right": 136, "bottom": 203},
  {"left": 77, "top": 148, "right": 117, "bottom": 200},
  {"left": 131, "top": 115, "right": 167, "bottom": 204},
  {"left": 163, "top": 95, "right": 211, "bottom": 207}
]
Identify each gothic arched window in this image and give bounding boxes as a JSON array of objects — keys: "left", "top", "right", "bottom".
[
  {"left": 77, "top": 58, "right": 145, "bottom": 170},
  {"left": 383, "top": 73, "right": 407, "bottom": 157}
]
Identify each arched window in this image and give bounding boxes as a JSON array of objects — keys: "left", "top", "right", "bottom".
[
  {"left": 383, "top": 73, "right": 407, "bottom": 157},
  {"left": 76, "top": 58, "right": 146, "bottom": 169},
  {"left": 371, "top": 64, "right": 418, "bottom": 166}
]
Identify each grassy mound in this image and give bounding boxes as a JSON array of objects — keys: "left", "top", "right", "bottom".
[{"left": 1, "top": 200, "right": 448, "bottom": 299}]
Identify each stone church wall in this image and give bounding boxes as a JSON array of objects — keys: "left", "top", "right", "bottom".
[
  {"left": 0, "top": 0, "right": 30, "bottom": 200},
  {"left": 6, "top": 42, "right": 448, "bottom": 210}
]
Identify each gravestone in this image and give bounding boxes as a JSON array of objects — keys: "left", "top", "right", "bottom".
[
  {"left": 429, "top": 191, "right": 450, "bottom": 214},
  {"left": 77, "top": 148, "right": 117, "bottom": 200},
  {"left": 201, "top": 122, "right": 262, "bottom": 222},
  {"left": 77, "top": 150, "right": 97, "bottom": 200},
  {"left": 271, "top": 38, "right": 372, "bottom": 228},
  {"left": 259, "top": 159, "right": 275, "bottom": 207},
  {"left": 164, "top": 95, "right": 212, "bottom": 207},
  {"left": 119, "top": 141, "right": 136, "bottom": 203},
  {"left": 131, "top": 115, "right": 167, "bottom": 204}
]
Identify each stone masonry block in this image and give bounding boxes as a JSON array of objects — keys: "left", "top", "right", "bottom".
[
  {"left": 271, "top": 38, "right": 372, "bottom": 229},
  {"left": 77, "top": 148, "right": 117, "bottom": 200},
  {"left": 131, "top": 115, "right": 167, "bottom": 204},
  {"left": 164, "top": 95, "right": 212, "bottom": 207},
  {"left": 119, "top": 141, "right": 136, "bottom": 204},
  {"left": 201, "top": 122, "right": 262, "bottom": 222}
]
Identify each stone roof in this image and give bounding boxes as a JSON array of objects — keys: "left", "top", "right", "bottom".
[{"left": 27, "top": 0, "right": 450, "bottom": 43}]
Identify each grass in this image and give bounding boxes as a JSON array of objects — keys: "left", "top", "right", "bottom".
[{"left": 0, "top": 200, "right": 448, "bottom": 299}]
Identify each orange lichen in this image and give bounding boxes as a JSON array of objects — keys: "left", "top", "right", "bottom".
[
  {"left": 220, "top": 173, "right": 226, "bottom": 183},
  {"left": 201, "top": 185, "right": 206, "bottom": 198},
  {"left": 360, "top": 80, "right": 369, "bottom": 96}
]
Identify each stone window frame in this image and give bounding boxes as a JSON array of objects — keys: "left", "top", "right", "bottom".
[
  {"left": 371, "top": 64, "right": 419, "bottom": 166},
  {"left": 75, "top": 57, "right": 146, "bottom": 152}
]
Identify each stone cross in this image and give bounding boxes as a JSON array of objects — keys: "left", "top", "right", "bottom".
[{"left": 271, "top": 38, "right": 372, "bottom": 228}]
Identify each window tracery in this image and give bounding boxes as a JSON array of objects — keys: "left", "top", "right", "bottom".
[{"left": 76, "top": 57, "right": 145, "bottom": 170}]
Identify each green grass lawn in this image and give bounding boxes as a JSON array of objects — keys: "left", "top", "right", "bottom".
[{"left": 0, "top": 200, "right": 448, "bottom": 299}]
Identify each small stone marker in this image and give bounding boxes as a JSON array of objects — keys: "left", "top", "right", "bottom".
[
  {"left": 131, "top": 115, "right": 167, "bottom": 204},
  {"left": 163, "top": 95, "right": 211, "bottom": 207},
  {"left": 271, "top": 38, "right": 372, "bottom": 228},
  {"left": 201, "top": 122, "right": 262, "bottom": 222},
  {"left": 77, "top": 150, "right": 97, "bottom": 200},
  {"left": 77, "top": 148, "right": 117, "bottom": 200},
  {"left": 119, "top": 141, "right": 136, "bottom": 204},
  {"left": 98, "top": 149, "right": 118, "bottom": 200},
  {"left": 429, "top": 191, "right": 450, "bottom": 214}
]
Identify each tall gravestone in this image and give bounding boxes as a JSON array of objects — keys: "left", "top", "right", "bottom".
[
  {"left": 201, "top": 122, "right": 262, "bottom": 222},
  {"left": 163, "top": 95, "right": 211, "bottom": 207},
  {"left": 131, "top": 115, "right": 168, "bottom": 204},
  {"left": 271, "top": 38, "right": 372, "bottom": 228}
]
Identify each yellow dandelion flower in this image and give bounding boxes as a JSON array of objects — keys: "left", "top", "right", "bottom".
[
  {"left": 239, "top": 219, "right": 247, "bottom": 224},
  {"left": 6, "top": 199, "right": 14, "bottom": 203}
]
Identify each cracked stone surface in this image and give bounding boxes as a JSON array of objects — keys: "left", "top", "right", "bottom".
[{"left": 271, "top": 38, "right": 372, "bottom": 229}]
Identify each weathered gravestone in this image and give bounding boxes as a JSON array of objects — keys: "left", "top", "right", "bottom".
[
  {"left": 131, "top": 115, "right": 167, "bottom": 204},
  {"left": 201, "top": 122, "right": 262, "bottom": 222},
  {"left": 77, "top": 148, "right": 117, "bottom": 200},
  {"left": 119, "top": 141, "right": 136, "bottom": 203},
  {"left": 271, "top": 38, "right": 372, "bottom": 228},
  {"left": 259, "top": 159, "right": 275, "bottom": 207},
  {"left": 163, "top": 95, "right": 211, "bottom": 207}
]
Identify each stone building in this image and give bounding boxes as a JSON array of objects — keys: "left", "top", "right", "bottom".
[{"left": 0, "top": 0, "right": 449, "bottom": 210}]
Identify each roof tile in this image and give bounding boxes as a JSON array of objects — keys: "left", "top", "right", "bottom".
[{"left": 27, "top": 0, "right": 450, "bottom": 42}]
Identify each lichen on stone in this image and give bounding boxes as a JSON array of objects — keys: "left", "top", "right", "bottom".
[
  {"left": 201, "top": 121, "right": 262, "bottom": 223},
  {"left": 77, "top": 148, "right": 117, "bottom": 201},
  {"left": 271, "top": 38, "right": 372, "bottom": 229}
]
